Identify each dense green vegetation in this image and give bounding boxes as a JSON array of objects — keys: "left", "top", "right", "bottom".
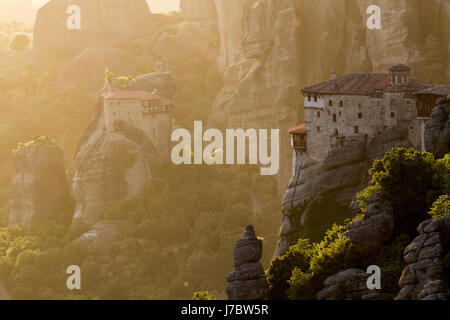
[
  {"left": 267, "top": 148, "right": 450, "bottom": 300},
  {"left": 0, "top": 164, "right": 280, "bottom": 299}
]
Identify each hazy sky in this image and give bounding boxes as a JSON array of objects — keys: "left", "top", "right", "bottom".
[{"left": 31, "top": 0, "right": 180, "bottom": 13}]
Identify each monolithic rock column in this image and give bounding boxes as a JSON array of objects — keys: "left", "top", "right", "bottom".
[
  {"left": 226, "top": 225, "right": 269, "bottom": 300},
  {"left": 9, "top": 136, "right": 70, "bottom": 230}
]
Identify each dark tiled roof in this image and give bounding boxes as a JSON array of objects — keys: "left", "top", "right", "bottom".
[
  {"left": 288, "top": 124, "right": 306, "bottom": 134},
  {"left": 384, "top": 80, "right": 435, "bottom": 93},
  {"left": 302, "top": 73, "right": 434, "bottom": 96},
  {"left": 389, "top": 64, "right": 411, "bottom": 72},
  {"left": 413, "top": 85, "right": 450, "bottom": 96},
  {"left": 302, "top": 73, "right": 389, "bottom": 95}
]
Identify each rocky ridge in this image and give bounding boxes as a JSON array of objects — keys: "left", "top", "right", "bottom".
[
  {"left": 396, "top": 217, "right": 450, "bottom": 300},
  {"left": 317, "top": 268, "right": 381, "bottom": 300}
]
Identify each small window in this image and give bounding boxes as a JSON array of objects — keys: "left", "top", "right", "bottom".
[
  {"left": 358, "top": 113, "right": 362, "bottom": 119},
  {"left": 355, "top": 126, "right": 359, "bottom": 133},
  {"left": 328, "top": 100, "right": 333, "bottom": 106},
  {"left": 339, "top": 111, "right": 341, "bottom": 117},
  {"left": 317, "top": 111, "right": 321, "bottom": 118},
  {"left": 317, "top": 126, "right": 321, "bottom": 133},
  {"left": 339, "top": 101, "right": 343, "bottom": 107},
  {"left": 391, "top": 112, "right": 395, "bottom": 118},
  {"left": 358, "top": 103, "right": 361, "bottom": 109},
  {"left": 314, "top": 95, "right": 318, "bottom": 102},
  {"left": 335, "top": 129, "right": 339, "bottom": 136},
  {"left": 333, "top": 114, "right": 337, "bottom": 122},
  {"left": 308, "top": 95, "right": 311, "bottom": 101}
]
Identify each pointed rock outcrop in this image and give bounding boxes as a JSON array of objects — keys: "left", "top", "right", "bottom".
[{"left": 226, "top": 225, "right": 269, "bottom": 300}]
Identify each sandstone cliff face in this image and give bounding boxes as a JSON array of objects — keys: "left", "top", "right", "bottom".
[
  {"left": 56, "top": 41, "right": 141, "bottom": 94},
  {"left": 209, "top": 0, "right": 302, "bottom": 194},
  {"left": 275, "top": 127, "right": 412, "bottom": 257},
  {"left": 33, "top": 0, "right": 153, "bottom": 65},
  {"left": 213, "top": 0, "right": 243, "bottom": 72},
  {"left": 425, "top": 96, "right": 450, "bottom": 157},
  {"left": 9, "top": 137, "right": 70, "bottom": 230},
  {"left": 396, "top": 217, "right": 450, "bottom": 300},
  {"left": 72, "top": 123, "right": 154, "bottom": 225},
  {"left": 72, "top": 73, "right": 175, "bottom": 225}
]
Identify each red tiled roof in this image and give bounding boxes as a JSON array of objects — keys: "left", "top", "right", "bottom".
[
  {"left": 302, "top": 73, "right": 434, "bottom": 96},
  {"left": 103, "top": 90, "right": 173, "bottom": 105},
  {"left": 288, "top": 124, "right": 306, "bottom": 134}
]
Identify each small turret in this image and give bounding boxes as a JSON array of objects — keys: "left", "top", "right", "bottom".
[{"left": 389, "top": 64, "right": 410, "bottom": 87}]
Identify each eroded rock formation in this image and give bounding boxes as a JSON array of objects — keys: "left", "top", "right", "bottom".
[
  {"left": 56, "top": 41, "right": 141, "bottom": 94},
  {"left": 209, "top": 0, "right": 301, "bottom": 194},
  {"left": 396, "top": 217, "right": 450, "bottom": 300},
  {"left": 425, "top": 95, "right": 450, "bottom": 157},
  {"left": 226, "top": 225, "right": 269, "bottom": 300},
  {"left": 9, "top": 137, "right": 70, "bottom": 230},
  {"left": 317, "top": 268, "right": 381, "bottom": 300},
  {"left": 345, "top": 192, "right": 395, "bottom": 250},
  {"left": 33, "top": 0, "right": 153, "bottom": 65},
  {"left": 275, "top": 127, "right": 411, "bottom": 257},
  {"left": 71, "top": 73, "right": 175, "bottom": 225}
]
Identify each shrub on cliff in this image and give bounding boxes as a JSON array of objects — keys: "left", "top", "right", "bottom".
[
  {"left": 429, "top": 195, "right": 450, "bottom": 220},
  {"left": 287, "top": 225, "right": 366, "bottom": 300},
  {"left": 192, "top": 291, "right": 216, "bottom": 300},
  {"left": 266, "top": 239, "right": 312, "bottom": 300}
]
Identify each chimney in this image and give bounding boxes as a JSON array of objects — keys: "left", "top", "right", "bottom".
[{"left": 330, "top": 70, "right": 336, "bottom": 80}]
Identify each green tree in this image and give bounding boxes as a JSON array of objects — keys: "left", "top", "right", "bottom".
[
  {"left": 10, "top": 34, "right": 29, "bottom": 51},
  {"left": 369, "top": 148, "right": 447, "bottom": 234}
]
